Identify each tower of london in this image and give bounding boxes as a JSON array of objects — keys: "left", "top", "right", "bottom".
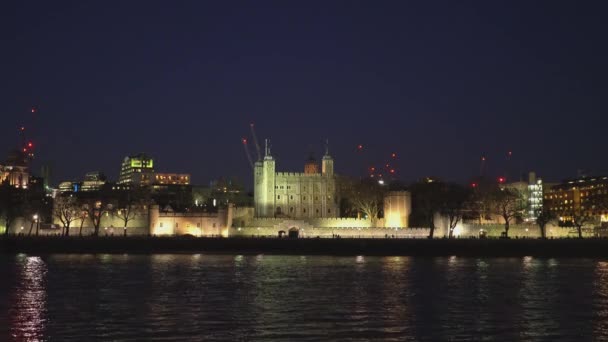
[{"left": 254, "top": 141, "right": 339, "bottom": 218}]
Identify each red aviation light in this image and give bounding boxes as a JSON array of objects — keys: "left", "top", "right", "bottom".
[
  {"left": 498, "top": 177, "right": 505, "bottom": 183},
  {"left": 391, "top": 152, "right": 397, "bottom": 159}
]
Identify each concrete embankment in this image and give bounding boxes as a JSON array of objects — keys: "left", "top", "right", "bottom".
[{"left": 3, "top": 236, "right": 608, "bottom": 257}]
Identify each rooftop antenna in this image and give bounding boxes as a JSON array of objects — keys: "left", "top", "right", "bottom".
[
  {"left": 250, "top": 123, "right": 262, "bottom": 161},
  {"left": 480, "top": 155, "right": 486, "bottom": 177}
]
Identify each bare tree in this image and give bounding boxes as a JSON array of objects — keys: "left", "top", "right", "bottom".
[
  {"left": 77, "top": 207, "right": 88, "bottom": 237},
  {"left": 535, "top": 208, "right": 556, "bottom": 239},
  {"left": 82, "top": 199, "right": 111, "bottom": 236},
  {"left": 568, "top": 208, "right": 593, "bottom": 239},
  {"left": 0, "top": 183, "right": 25, "bottom": 235},
  {"left": 490, "top": 187, "right": 525, "bottom": 238},
  {"left": 410, "top": 180, "right": 444, "bottom": 239},
  {"left": 351, "top": 178, "right": 385, "bottom": 226},
  {"left": 440, "top": 183, "right": 470, "bottom": 238},
  {"left": 54, "top": 196, "right": 79, "bottom": 236}
]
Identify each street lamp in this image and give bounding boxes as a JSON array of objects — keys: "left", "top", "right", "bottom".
[{"left": 33, "top": 214, "right": 40, "bottom": 236}]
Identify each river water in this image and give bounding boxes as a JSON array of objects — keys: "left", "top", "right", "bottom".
[{"left": 0, "top": 254, "right": 607, "bottom": 341}]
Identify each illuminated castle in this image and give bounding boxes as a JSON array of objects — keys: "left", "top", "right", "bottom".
[{"left": 254, "top": 141, "right": 339, "bottom": 218}]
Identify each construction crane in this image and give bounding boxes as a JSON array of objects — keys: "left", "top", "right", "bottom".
[
  {"left": 250, "top": 123, "right": 262, "bottom": 161},
  {"left": 241, "top": 137, "right": 254, "bottom": 170}
]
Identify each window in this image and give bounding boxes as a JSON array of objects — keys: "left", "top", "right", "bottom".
[
  {"left": 276, "top": 207, "right": 282, "bottom": 214},
  {"left": 175, "top": 222, "right": 178, "bottom": 228},
  {"left": 290, "top": 207, "right": 294, "bottom": 213},
  {"left": 197, "top": 223, "right": 200, "bottom": 228},
  {"left": 303, "top": 208, "right": 307, "bottom": 213},
  {"left": 213, "top": 223, "right": 216, "bottom": 228},
  {"left": 160, "top": 222, "right": 163, "bottom": 228},
  {"left": 303, "top": 196, "right": 306, "bottom": 200},
  {"left": 316, "top": 209, "right": 319, "bottom": 214},
  {"left": 290, "top": 195, "right": 293, "bottom": 200},
  {"left": 277, "top": 195, "right": 281, "bottom": 199},
  {"left": 328, "top": 209, "right": 331, "bottom": 213}
]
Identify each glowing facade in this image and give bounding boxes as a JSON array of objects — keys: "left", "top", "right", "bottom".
[
  {"left": 154, "top": 173, "right": 190, "bottom": 185},
  {"left": 0, "top": 150, "right": 29, "bottom": 188},
  {"left": 254, "top": 141, "right": 339, "bottom": 218},
  {"left": 118, "top": 153, "right": 155, "bottom": 185}
]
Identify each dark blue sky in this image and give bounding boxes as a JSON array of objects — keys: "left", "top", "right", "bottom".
[{"left": 2, "top": 1, "right": 607, "bottom": 188}]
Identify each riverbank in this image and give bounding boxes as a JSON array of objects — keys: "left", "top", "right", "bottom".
[{"left": 3, "top": 236, "right": 608, "bottom": 257}]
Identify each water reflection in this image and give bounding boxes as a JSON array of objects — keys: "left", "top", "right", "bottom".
[
  {"left": 593, "top": 261, "right": 608, "bottom": 337},
  {"left": 1, "top": 255, "right": 607, "bottom": 341},
  {"left": 10, "top": 256, "right": 47, "bottom": 341}
]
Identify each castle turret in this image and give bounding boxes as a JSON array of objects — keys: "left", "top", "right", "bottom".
[
  {"left": 254, "top": 139, "right": 275, "bottom": 217},
  {"left": 304, "top": 153, "right": 319, "bottom": 174},
  {"left": 321, "top": 140, "right": 334, "bottom": 176}
]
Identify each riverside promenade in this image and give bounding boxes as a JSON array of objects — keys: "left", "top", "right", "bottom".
[{"left": 3, "top": 236, "right": 608, "bottom": 257}]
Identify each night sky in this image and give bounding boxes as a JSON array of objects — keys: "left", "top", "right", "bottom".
[{"left": 2, "top": 1, "right": 607, "bottom": 189}]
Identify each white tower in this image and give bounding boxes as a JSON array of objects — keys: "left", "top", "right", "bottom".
[{"left": 254, "top": 139, "right": 276, "bottom": 217}]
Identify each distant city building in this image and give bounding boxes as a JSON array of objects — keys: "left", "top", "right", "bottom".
[
  {"left": 254, "top": 141, "right": 338, "bottom": 218},
  {"left": 154, "top": 173, "right": 190, "bottom": 185},
  {"left": 58, "top": 181, "right": 77, "bottom": 193},
  {"left": 40, "top": 164, "right": 52, "bottom": 189},
  {"left": 544, "top": 175, "right": 608, "bottom": 225},
  {"left": 527, "top": 172, "right": 544, "bottom": 221},
  {"left": 0, "top": 149, "right": 29, "bottom": 188},
  {"left": 503, "top": 171, "right": 556, "bottom": 223},
  {"left": 81, "top": 171, "right": 107, "bottom": 191},
  {"left": 118, "top": 153, "right": 155, "bottom": 186}
]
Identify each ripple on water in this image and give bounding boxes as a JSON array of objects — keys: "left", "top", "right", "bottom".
[{"left": 0, "top": 255, "right": 603, "bottom": 341}]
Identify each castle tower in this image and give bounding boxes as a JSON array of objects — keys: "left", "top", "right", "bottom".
[
  {"left": 383, "top": 191, "right": 411, "bottom": 228},
  {"left": 304, "top": 153, "right": 319, "bottom": 174},
  {"left": 254, "top": 139, "right": 275, "bottom": 217},
  {"left": 321, "top": 140, "right": 334, "bottom": 176}
]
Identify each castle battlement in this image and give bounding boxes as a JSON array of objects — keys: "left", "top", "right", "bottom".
[{"left": 275, "top": 172, "right": 328, "bottom": 178}]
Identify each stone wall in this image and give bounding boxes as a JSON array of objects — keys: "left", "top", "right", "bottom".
[{"left": 230, "top": 225, "right": 431, "bottom": 238}]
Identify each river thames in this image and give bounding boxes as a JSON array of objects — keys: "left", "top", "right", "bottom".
[{"left": 1, "top": 254, "right": 607, "bottom": 341}]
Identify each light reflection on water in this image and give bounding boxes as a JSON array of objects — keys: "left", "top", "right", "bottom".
[
  {"left": 9, "top": 255, "right": 48, "bottom": 341},
  {"left": 0, "top": 255, "right": 606, "bottom": 341}
]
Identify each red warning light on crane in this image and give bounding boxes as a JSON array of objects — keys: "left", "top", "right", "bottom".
[
  {"left": 357, "top": 144, "right": 363, "bottom": 151},
  {"left": 27, "top": 142, "right": 33, "bottom": 148},
  {"left": 391, "top": 152, "right": 397, "bottom": 159},
  {"left": 498, "top": 177, "right": 505, "bottom": 183}
]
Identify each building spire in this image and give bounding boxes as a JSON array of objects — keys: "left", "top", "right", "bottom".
[
  {"left": 264, "top": 139, "right": 272, "bottom": 159},
  {"left": 324, "top": 139, "right": 329, "bottom": 156}
]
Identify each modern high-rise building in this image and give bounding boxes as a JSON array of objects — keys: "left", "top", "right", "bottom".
[
  {"left": 544, "top": 175, "right": 608, "bottom": 225},
  {"left": 118, "top": 153, "right": 155, "bottom": 186},
  {"left": 527, "top": 172, "right": 544, "bottom": 221}
]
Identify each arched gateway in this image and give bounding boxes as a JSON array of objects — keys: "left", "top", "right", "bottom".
[{"left": 288, "top": 227, "right": 299, "bottom": 238}]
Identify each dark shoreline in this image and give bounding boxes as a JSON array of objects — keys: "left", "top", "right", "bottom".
[{"left": 2, "top": 236, "right": 608, "bottom": 257}]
